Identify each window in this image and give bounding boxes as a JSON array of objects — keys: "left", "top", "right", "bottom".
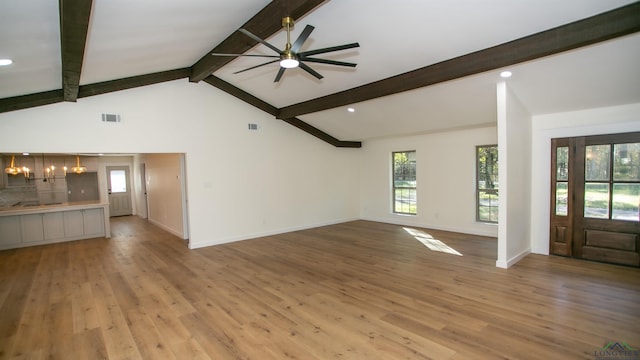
[
  {"left": 476, "top": 145, "right": 498, "bottom": 223},
  {"left": 109, "top": 170, "right": 127, "bottom": 193},
  {"left": 585, "top": 142, "right": 640, "bottom": 221},
  {"left": 393, "top": 151, "right": 416, "bottom": 215}
]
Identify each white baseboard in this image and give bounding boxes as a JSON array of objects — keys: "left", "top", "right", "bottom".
[
  {"left": 148, "top": 218, "right": 186, "bottom": 239},
  {"left": 496, "top": 248, "right": 531, "bottom": 269}
]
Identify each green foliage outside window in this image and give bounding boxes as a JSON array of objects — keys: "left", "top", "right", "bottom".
[{"left": 477, "top": 145, "right": 498, "bottom": 223}]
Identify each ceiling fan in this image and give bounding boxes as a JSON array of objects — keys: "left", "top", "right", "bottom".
[{"left": 212, "top": 17, "right": 360, "bottom": 82}]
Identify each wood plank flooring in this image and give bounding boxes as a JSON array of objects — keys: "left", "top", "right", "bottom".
[{"left": 1, "top": 217, "right": 639, "bottom": 359}]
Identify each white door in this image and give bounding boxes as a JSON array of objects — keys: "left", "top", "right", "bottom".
[{"left": 107, "top": 166, "right": 133, "bottom": 217}]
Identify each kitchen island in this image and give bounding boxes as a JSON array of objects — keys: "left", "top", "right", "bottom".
[{"left": 0, "top": 201, "right": 110, "bottom": 250}]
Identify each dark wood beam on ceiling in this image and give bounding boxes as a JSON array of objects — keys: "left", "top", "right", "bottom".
[
  {"left": 204, "top": 76, "right": 361, "bottom": 148},
  {"left": 0, "top": 90, "right": 65, "bottom": 114},
  {"left": 189, "top": 0, "right": 327, "bottom": 82},
  {"left": 277, "top": 2, "right": 640, "bottom": 120},
  {"left": 59, "top": 0, "right": 93, "bottom": 102},
  {"left": 78, "top": 68, "right": 190, "bottom": 98}
]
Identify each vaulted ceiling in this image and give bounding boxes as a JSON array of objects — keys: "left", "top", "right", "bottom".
[{"left": 1, "top": 1, "right": 639, "bottom": 147}]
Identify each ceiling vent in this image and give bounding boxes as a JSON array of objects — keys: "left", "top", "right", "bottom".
[
  {"left": 101, "top": 113, "right": 121, "bottom": 123},
  {"left": 248, "top": 123, "right": 259, "bottom": 130}
]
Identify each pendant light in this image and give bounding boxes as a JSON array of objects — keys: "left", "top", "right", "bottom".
[
  {"left": 71, "top": 155, "right": 87, "bottom": 174},
  {"left": 4, "top": 155, "right": 22, "bottom": 175}
]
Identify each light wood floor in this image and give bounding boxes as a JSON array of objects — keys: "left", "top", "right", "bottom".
[{"left": 1, "top": 217, "right": 639, "bottom": 359}]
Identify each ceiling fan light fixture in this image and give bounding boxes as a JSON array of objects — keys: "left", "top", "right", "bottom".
[{"left": 280, "top": 53, "right": 299, "bottom": 69}]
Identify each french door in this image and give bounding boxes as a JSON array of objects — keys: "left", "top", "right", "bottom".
[{"left": 550, "top": 132, "right": 640, "bottom": 267}]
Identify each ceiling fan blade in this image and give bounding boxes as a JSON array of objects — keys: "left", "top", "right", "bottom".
[
  {"left": 238, "top": 28, "right": 282, "bottom": 54},
  {"left": 300, "top": 57, "right": 357, "bottom": 67},
  {"left": 291, "top": 25, "right": 315, "bottom": 53},
  {"left": 211, "top": 53, "right": 280, "bottom": 58},
  {"left": 274, "top": 67, "right": 286, "bottom": 82},
  {"left": 233, "top": 59, "right": 280, "bottom": 74},
  {"left": 298, "top": 42, "right": 360, "bottom": 57},
  {"left": 299, "top": 62, "right": 323, "bottom": 80}
]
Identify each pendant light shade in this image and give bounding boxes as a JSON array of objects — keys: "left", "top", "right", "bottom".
[
  {"left": 71, "top": 155, "right": 87, "bottom": 174},
  {"left": 4, "top": 155, "right": 22, "bottom": 175}
]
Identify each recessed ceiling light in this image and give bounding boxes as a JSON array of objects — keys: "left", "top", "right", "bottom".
[
  {"left": 0, "top": 59, "right": 13, "bottom": 66},
  {"left": 500, "top": 71, "right": 512, "bottom": 78},
  {"left": 347, "top": 107, "right": 355, "bottom": 113},
  {"left": 22, "top": 152, "right": 30, "bottom": 156}
]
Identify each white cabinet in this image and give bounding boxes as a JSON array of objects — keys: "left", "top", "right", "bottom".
[
  {"left": 0, "top": 204, "right": 108, "bottom": 249},
  {"left": 0, "top": 216, "right": 21, "bottom": 246},
  {"left": 83, "top": 208, "right": 105, "bottom": 238},
  {"left": 44, "top": 212, "right": 65, "bottom": 240},
  {"left": 20, "top": 214, "right": 44, "bottom": 242},
  {"left": 63, "top": 211, "right": 84, "bottom": 238}
]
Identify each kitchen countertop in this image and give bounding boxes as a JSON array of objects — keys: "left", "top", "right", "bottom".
[{"left": 0, "top": 200, "right": 109, "bottom": 216}]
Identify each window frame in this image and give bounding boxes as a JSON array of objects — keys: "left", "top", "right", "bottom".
[
  {"left": 476, "top": 145, "right": 499, "bottom": 223},
  {"left": 392, "top": 150, "right": 417, "bottom": 215}
]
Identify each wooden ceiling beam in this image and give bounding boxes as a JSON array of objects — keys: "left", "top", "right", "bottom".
[
  {"left": 189, "top": 0, "right": 327, "bottom": 82},
  {"left": 204, "top": 76, "right": 361, "bottom": 148},
  {"left": 277, "top": 2, "right": 640, "bottom": 120},
  {"left": 0, "top": 90, "right": 64, "bottom": 114},
  {"left": 59, "top": 0, "right": 93, "bottom": 102},
  {"left": 78, "top": 69, "right": 190, "bottom": 98}
]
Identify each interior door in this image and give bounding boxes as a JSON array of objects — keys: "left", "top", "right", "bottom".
[
  {"left": 550, "top": 132, "right": 640, "bottom": 267},
  {"left": 107, "top": 166, "right": 133, "bottom": 217}
]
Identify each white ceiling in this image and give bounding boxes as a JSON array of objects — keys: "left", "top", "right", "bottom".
[{"left": 1, "top": 0, "right": 639, "bottom": 142}]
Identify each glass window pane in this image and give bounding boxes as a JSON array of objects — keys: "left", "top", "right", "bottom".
[
  {"left": 613, "top": 143, "right": 640, "bottom": 181},
  {"left": 612, "top": 183, "right": 640, "bottom": 221},
  {"left": 585, "top": 145, "right": 610, "bottom": 181},
  {"left": 395, "top": 188, "right": 416, "bottom": 214},
  {"left": 477, "top": 146, "right": 498, "bottom": 190},
  {"left": 584, "top": 183, "right": 609, "bottom": 219},
  {"left": 393, "top": 151, "right": 416, "bottom": 215},
  {"left": 476, "top": 145, "right": 498, "bottom": 223},
  {"left": 110, "top": 170, "right": 127, "bottom": 193},
  {"left": 556, "top": 147, "right": 568, "bottom": 181},
  {"left": 478, "top": 190, "right": 499, "bottom": 222},
  {"left": 555, "top": 182, "right": 568, "bottom": 216}
]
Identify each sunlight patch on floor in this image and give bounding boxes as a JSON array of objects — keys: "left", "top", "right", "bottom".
[{"left": 403, "top": 227, "right": 463, "bottom": 256}]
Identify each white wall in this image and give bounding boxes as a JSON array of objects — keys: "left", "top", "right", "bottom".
[
  {"left": 359, "top": 126, "right": 498, "bottom": 237},
  {"left": 0, "top": 79, "right": 361, "bottom": 248},
  {"left": 530, "top": 102, "right": 640, "bottom": 254},
  {"left": 496, "top": 82, "right": 532, "bottom": 268},
  {"left": 138, "top": 153, "right": 186, "bottom": 239}
]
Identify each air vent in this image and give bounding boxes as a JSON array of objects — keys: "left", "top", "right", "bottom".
[
  {"left": 248, "top": 123, "right": 259, "bottom": 130},
  {"left": 101, "top": 113, "right": 121, "bottom": 123}
]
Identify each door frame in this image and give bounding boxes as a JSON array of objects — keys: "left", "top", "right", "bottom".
[{"left": 549, "top": 132, "right": 640, "bottom": 266}]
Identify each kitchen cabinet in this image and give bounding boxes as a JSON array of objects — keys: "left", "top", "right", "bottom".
[
  {"left": 44, "top": 212, "right": 65, "bottom": 240},
  {"left": 83, "top": 208, "right": 105, "bottom": 238},
  {"left": 0, "top": 216, "right": 20, "bottom": 246},
  {"left": 0, "top": 202, "right": 110, "bottom": 250},
  {"left": 63, "top": 211, "right": 84, "bottom": 238},
  {"left": 20, "top": 214, "right": 45, "bottom": 242}
]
